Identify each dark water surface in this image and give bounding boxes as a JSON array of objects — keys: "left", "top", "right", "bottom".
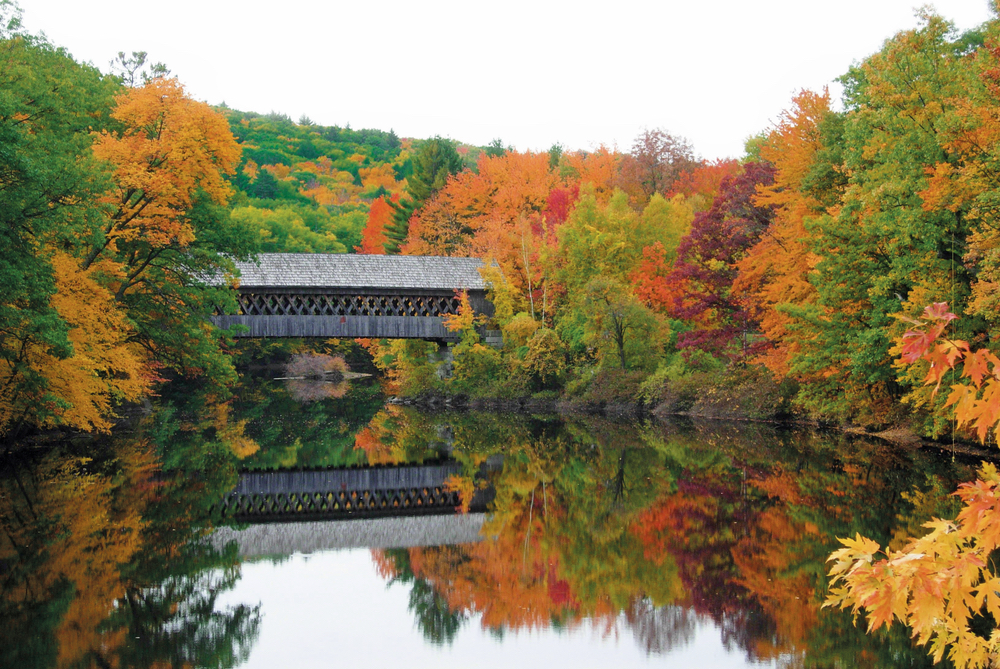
[{"left": 1, "top": 375, "right": 978, "bottom": 668}]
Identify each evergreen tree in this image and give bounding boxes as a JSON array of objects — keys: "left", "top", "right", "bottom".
[{"left": 385, "top": 137, "right": 463, "bottom": 254}]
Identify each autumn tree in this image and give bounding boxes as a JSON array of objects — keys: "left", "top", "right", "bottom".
[
  {"left": 86, "top": 76, "right": 256, "bottom": 390},
  {"left": 0, "top": 19, "right": 155, "bottom": 434},
  {"left": 617, "top": 128, "right": 698, "bottom": 206},
  {"left": 385, "top": 137, "right": 463, "bottom": 253},
  {"left": 786, "top": 13, "right": 981, "bottom": 424},
  {"left": 826, "top": 303, "right": 1000, "bottom": 669},
  {"left": 404, "top": 151, "right": 560, "bottom": 321},
  {"left": 628, "top": 194, "right": 697, "bottom": 312},
  {"left": 733, "top": 90, "right": 834, "bottom": 376},
  {"left": 356, "top": 194, "right": 395, "bottom": 254},
  {"left": 908, "top": 15, "right": 1000, "bottom": 345},
  {"left": 560, "top": 146, "right": 620, "bottom": 203},
  {"left": 668, "top": 159, "right": 741, "bottom": 210},
  {"left": 664, "top": 162, "right": 776, "bottom": 361},
  {"left": 578, "top": 277, "right": 665, "bottom": 371}
]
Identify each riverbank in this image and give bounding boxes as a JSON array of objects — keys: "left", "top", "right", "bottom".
[{"left": 388, "top": 367, "right": 1000, "bottom": 464}]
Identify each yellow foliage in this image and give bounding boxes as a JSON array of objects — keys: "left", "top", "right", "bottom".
[
  {"left": 211, "top": 402, "right": 260, "bottom": 459},
  {"left": 443, "top": 474, "right": 475, "bottom": 513},
  {"left": 92, "top": 77, "right": 240, "bottom": 250},
  {"left": 242, "top": 158, "right": 259, "bottom": 182},
  {"left": 265, "top": 163, "right": 291, "bottom": 180},
  {"left": 443, "top": 290, "right": 477, "bottom": 335},
  {"left": 503, "top": 312, "right": 540, "bottom": 349},
  {"left": 360, "top": 163, "right": 400, "bottom": 191},
  {"left": 826, "top": 466, "right": 1000, "bottom": 668},
  {"left": 0, "top": 441, "right": 157, "bottom": 666},
  {"left": 0, "top": 252, "right": 152, "bottom": 432}
]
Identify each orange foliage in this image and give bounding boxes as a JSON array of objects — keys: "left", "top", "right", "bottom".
[
  {"left": 669, "top": 159, "right": 741, "bottom": 207},
  {"left": 90, "top": 77, "right": 240, "bottom": 254},
  {"left": 918, "top": 42, "right": 1000, "bottom": 325},
  {"left": 352, "top": 405, "right": 415, "bottom": 465},
  {"left": 443, "top": 474, "right": 475, "bottom": 513},
  {"left": 212, "top": 402, "right": 260, "bottom": 459},
  {"left": 731, "top": 472, "right": 823, "bottom": 659},
  {"left": 356, "top": 194, "right": 396, "bottom": 254},
  {"left": 354, "top": 425, "right": 398, "bottom": 465},
  {"left": 827, "top": 464, "right": 1000, "bottom": 669},
  {"left": 826, "top": 303, "right": 1000, "bottom": 668},
  {"left": 360, "top": 163, "right": 400, "bottom": 192},
  {"left": 898, "top": 302, "right": 1000, "bottom": 442},
  {"left": 735, "top": 90, "right": 830, "bottom": 376},
  {"left": 0, "top": 442, "right": 159, "bottom": 666},
  {"left": 562, "top": 146, "right": 620, "bottom": 203},
  {"left": 630, "top": 242, "right": 687, "bottom": 312},
  {"left": 404, "top": 151, "right": 559, "bottom": 300}
]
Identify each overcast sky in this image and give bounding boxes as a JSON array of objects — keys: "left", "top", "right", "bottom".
[{"left": 21, "top": 0, "right": 996, "bottom": 160}]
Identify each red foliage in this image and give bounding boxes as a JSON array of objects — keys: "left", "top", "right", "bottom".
[
  {"left": 669, "top": 159, "right": 742, "bottom": 204},
  {"left": 663, "top": 162, "right": 777, "bottom": 360}
]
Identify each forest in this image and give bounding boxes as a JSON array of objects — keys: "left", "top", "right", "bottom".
[
  {"left": 9, "top": 5, "right": 1000, "bottom": 440},
  {"left": 7, "top": 0, "right": 1000, "bottom": 664}
]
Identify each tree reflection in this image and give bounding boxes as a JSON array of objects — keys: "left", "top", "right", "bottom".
[
  {"left": 366, "top": 410, "right": 973, "bottom": 666},
  {"left": 374, "top": 548, "right": 467, "bottom": 646},
  {"left": 0, "top": 381, "right": 264, "bottom": 668},
  {"left": 113, "top": 560, "right": 260, "bottom": 668},
  {"left": 625, "top": 600, "right": 699, "bottom": 655}
]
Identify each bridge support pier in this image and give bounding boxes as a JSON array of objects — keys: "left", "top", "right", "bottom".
[{"left": 430, "top": 341, "right": 453, "bottom": 380}]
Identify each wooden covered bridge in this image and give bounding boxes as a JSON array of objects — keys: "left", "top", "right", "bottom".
[{"left": 211, "top": 253, "right": 498, "bottom": 343}]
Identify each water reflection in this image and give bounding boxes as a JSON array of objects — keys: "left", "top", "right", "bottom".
[
  {"left": 0, "top": 438, "right": 259, "bottom": 669},
  {"left": 1, "top": 372, "right": 979, "bottom": 667},
  {"left": 353, "top": 410, "right": 971, "bottom": 667}
]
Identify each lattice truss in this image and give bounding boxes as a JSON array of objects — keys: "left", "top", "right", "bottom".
[
  {"left": 235, "top": 293, "right": 462, "bottom": 317},
  {"left": 219, "top": 486, "right": 462, "bottom": 517}
]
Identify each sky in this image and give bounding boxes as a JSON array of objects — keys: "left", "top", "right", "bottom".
[{"left": 20, "top": 0, "right": 997, "bottom": 160}]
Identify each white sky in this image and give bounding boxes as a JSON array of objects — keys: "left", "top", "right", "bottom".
[{"left": 22, "top": 0, "right": 996, "bottom": 160}]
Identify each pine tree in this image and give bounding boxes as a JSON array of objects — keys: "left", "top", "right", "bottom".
[{"left": 384, "top": 137, "right": 463, "bottom": 254}]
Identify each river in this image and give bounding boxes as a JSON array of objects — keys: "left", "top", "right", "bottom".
[{"left": 0, "top": 372, "right": 976, "bottom": 668}]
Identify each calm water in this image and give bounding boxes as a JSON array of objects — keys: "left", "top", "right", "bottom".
[{"left": 0, "top": 373, "right": 977, "bottom": 668}]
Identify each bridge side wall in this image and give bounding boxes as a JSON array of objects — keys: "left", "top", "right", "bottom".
[{"left": 212, "top": 314, "right": 460, "bottom": 340}]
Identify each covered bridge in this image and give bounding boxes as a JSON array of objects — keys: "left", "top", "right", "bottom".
[{"left": 211, "top": 253, "right": 497, "bottom": 342}]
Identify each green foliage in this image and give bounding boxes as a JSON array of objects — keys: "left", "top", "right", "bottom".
[
  {"left": 557, "top": 188, "right": 641, "bottom": 293},
  {"left": 230, "top": 204, "right": 346, "bottom": 253},
  {"left": 522, "top": 328, "right": 567, "bottom": 390},
  {"left": 0, "top": 31, "right": 118, "bottom": 418},
  {"left": 233, "top": 374, "right": 383, "bottom": 470},
  {"left": 785, "top": 13, "right": 981, "bottom": 426},
  {"left": 385, "top": 137, "right": 464, "bottom": 253},
  {"left": 450, "top": 343, "right": 505, "bottom": 395},
  {"left": 579, "top": 276, "right": 665, "bottom": 371}
]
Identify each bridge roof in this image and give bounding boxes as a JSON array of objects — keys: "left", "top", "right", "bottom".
[{"left": 233, "top": 253, "right": 488, "bottom": 291}]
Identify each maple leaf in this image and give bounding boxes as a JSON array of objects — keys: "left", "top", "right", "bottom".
[{"left": 924, "top": 302, "right": 958, "bottom": 322}]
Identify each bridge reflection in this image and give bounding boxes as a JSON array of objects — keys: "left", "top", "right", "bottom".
[
  {"left": 214, "top": 459, "right": 499, "bottom": 555},
  {"left": 218, "top": 460, "right": 494, "bottom": 521},
  {"left": 213, "top": 513, "right": 487, "bottom": 557}
]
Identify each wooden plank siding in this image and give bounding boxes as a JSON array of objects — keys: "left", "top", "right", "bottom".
[{"left": 213, "top": 314, "right": 459, "bottom": 340}]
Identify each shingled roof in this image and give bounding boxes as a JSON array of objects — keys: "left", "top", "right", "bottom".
[{"left": 232, "top": 253, "right": 489, "bottom": 291}]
